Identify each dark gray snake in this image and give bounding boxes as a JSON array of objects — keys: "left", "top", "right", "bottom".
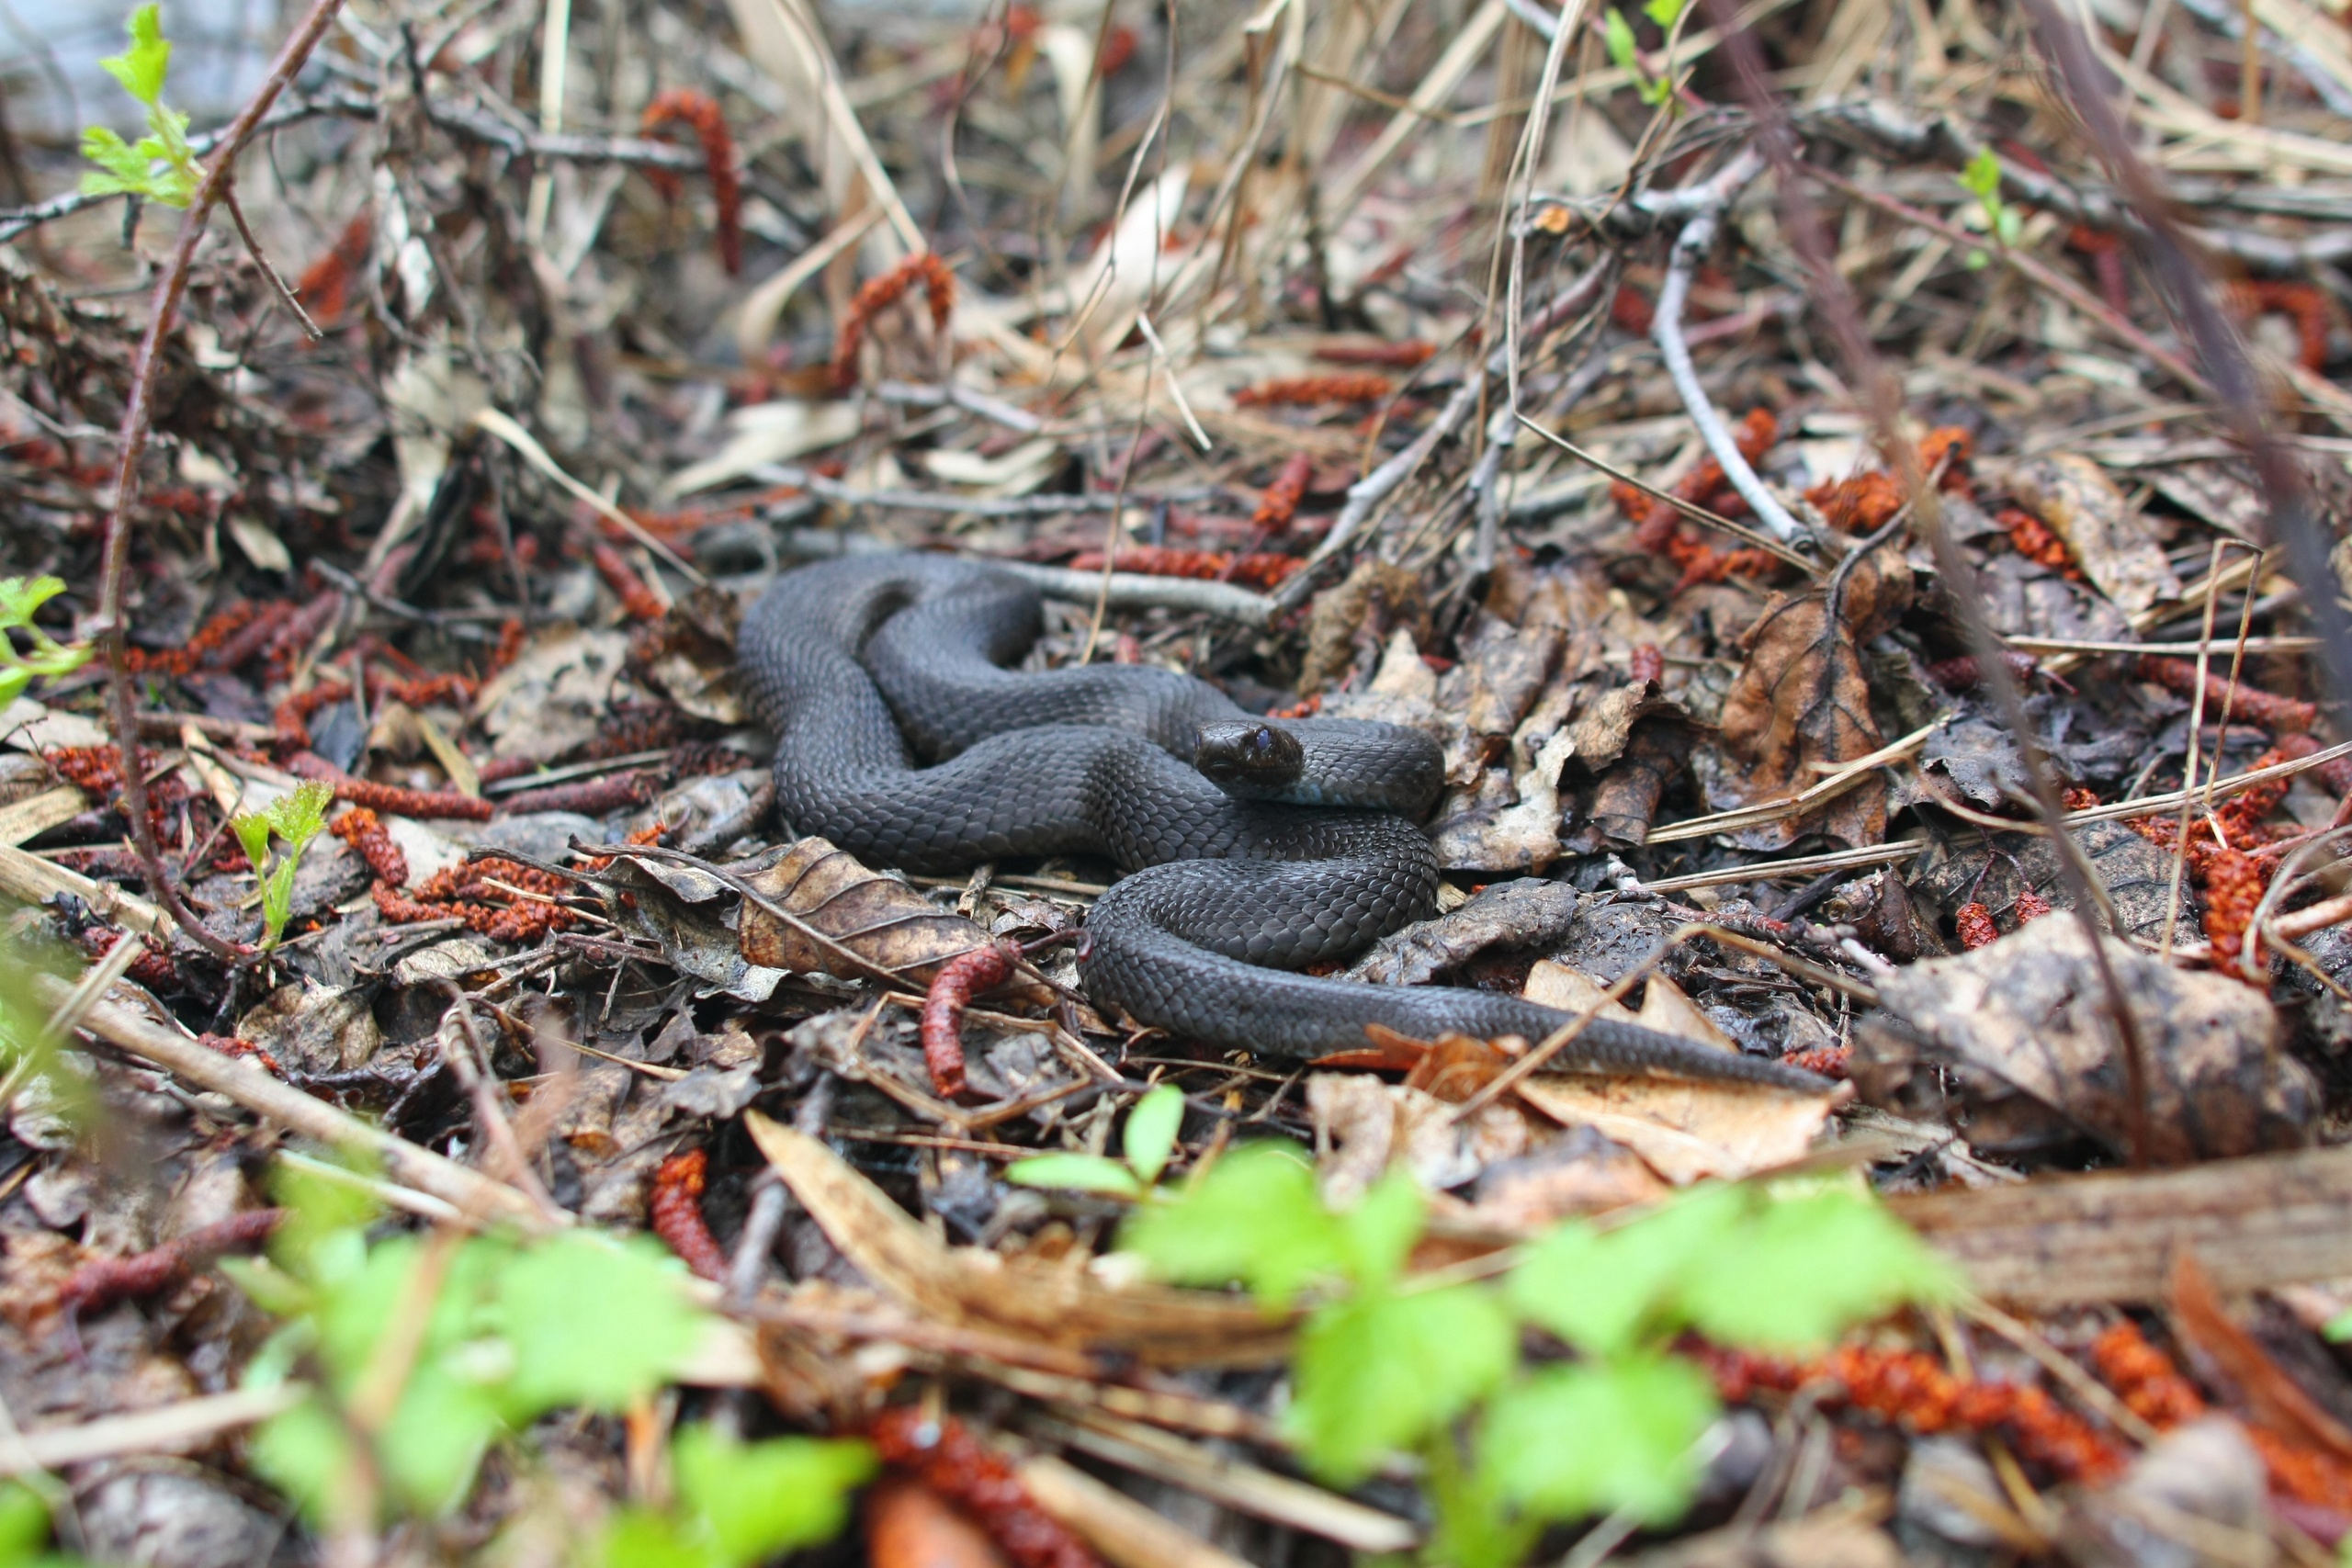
[{"left": 739, "top": 554, "right": 1826, "bottom": 1089}]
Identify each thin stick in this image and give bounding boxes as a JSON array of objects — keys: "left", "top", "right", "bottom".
[
  {"left": 41, "top": 976, "right": 551, "bottom": 1230},
  {"left": 1650, "top": 146, "right": 1803, "bottom": 542},
  {"left": 222, "top": 190, "right": 322, "bottom": 339},
  {"left": 94, "top": 0, "right": 349, "bottom": 964},
  {"left": 2159, "top": 542, "right": 2228, "bottom": 958}
]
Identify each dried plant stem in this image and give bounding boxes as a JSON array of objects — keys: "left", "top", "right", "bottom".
[
  {"left": 1650, "top": 146, "right": 1804, "bottom": 543},
  {"left": 221, "top": 191, "right": 322, "bottom": 340},
  {"left": 96, "top": 0, "right": 349, "bottom": 964},
  {"left": 2158, "top": 543, "right": 2229, "bottom": 958}
]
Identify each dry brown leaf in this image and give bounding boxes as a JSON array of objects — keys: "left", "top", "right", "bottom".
[
  {"left": 1443, "top": 1136, "right": 1671, "bottom": 1231},
  {"left": 1504, "top": 966, "right": 1838, "bottom": 1183},
  {"left": 1514, "top": 1075, "right": 1837, "bottom": 1186},
  {"left": 1713, "top": 547, "right": 1909, "bottom": 848},
  {"left": 1307, "top": 1071, "right": 1532, "bottom": 1205},
  {"left": 1521, "top": 958, "right": 1641, "bottom": 1022},
  {"left": 742, "top": 1111, "right": 1291, "bottom": 1366},
  {"left": 737, "top": 837, "right": 1050, "bottom": 1002},
  {"left": 2004, "top": 453, "right": 2181, "bottom": 616},
  {"left": 1634, "top": 975, "right": 1736, "bottom": 1050},
  {"left": 1857, "top": 916, "right": 2317, "bottom": 1164}
]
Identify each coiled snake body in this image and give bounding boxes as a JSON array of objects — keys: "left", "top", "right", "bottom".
[{"left": 740, "top": 555, "right": 1826, "bottom": 1089}]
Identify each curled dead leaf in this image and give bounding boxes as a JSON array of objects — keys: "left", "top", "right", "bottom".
[{"left": 1856, "top": 916, "right": 2316, "bottom": 1163}]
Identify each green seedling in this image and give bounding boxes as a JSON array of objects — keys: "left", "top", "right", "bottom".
[
  {"left": 596, "top": 1425, "right": 876, "bottom": 1568},
  {"left": 1004, "top": 1081, "right": 1188, "bottom": 1200},
  {"left": 81, "top": 5, "right": 202, "bottom": 209},
  {"left": 230, "top": 780, "right": 334, "bottom": 950},
  {"left": 232, "top": 1156, "right": 745, "bottom": 1527},
  {"left": 1125, "top": 1156, "right": 1957, "bottom": 1568},
  {"left": 1959, "top": 147, "right": 2024, "bottom": 269},
  {"left": 1603, "top": 9, "right": 1676, "bottom": 106},
  {"left": 0, "top": 579, "right": 92, "bottom": 710}
]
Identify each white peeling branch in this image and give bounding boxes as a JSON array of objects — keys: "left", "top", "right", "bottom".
[{"left": 1649, "top": 147, "right": 1804, "bottom": 543}]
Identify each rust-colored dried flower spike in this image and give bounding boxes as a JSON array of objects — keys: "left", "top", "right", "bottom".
[
  {"left": 328, "top": 807, "right": 410, "bottom": 887},
  {"left": 650, "top": 1148, "right": 729, "bottom": 1281},
  {"left": 832, "top": 254, "right": 958, "bottom": 394},
  {"left": 1231, "top": 373, "right": 1394, "bottom": 409},
  {"left": 1312, "top": 339, "right": 1435, "bottom": 368},
  {"left": 1251, "top": 453, "right": 1314, "bottom": 533},
  {"left": 639, "top": 89, "right": 743, "bottom": 276},
  {"left": 1067, "top": 546, "right": 1299, "bottom": 591},
  {"left": 2225, "top": 279, "right": 2331, "bottom": 374},
  {"left": 2135, "top": 655, "right": 2315, "bottom": 734},
  {"left": 869, "top": 1407, "right": 1104, "bottom": 1568}
]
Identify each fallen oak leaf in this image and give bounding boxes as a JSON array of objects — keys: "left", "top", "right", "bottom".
[
  {"left": 1714, "top": 537, "right": 1911, "bottom": 849},
  {"left": 738, "top": 838, "right": 1051, "bottom": 1004}
]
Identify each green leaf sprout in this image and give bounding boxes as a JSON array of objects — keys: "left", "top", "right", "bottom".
[
  {"left": 240, "top": 1159, "right": 735, "bottom": 1527},
  {"left": 229, "top": 780, "right": 335, "bottom": 950},
  {"left": 1005, "top": 1081, "right": 1190, "bottom": 1201},
  {"left": 598, "top": 1425, "right": 876, "bottom": 1568},
  {"left": 0, "top": 578, "right": 92, "bottom": 711},
  {"left": 80, "top": 5, "right": 202, "bottom": 209},
  {"left": 1958, "top": 146, "right": 2024, "bottom": 268}
]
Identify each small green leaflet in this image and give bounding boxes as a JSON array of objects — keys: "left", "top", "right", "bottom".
[
  {"left": 80, "top": 5, "right": 202, "bottom": 209},
  {"left": 1603, "top": 10, "right": 1642, "bottom": 75},
  {"left": 102, "top": 4, "right": 173, "bottom": 105},
  {"left": 231, "top": 780, "right": 335, "bottom": 950},
  {"left": 1603, "top": 8, "right": 1673, "bottom": 105},
  {"left": 1675, "top": 1186, "right": 1959, "bottom": 1350},
  {"left": 1121, "top": 1146, "right": 1425, "bottom": 1308},
  {"left": 0, "top": 577, "right": 93, "bottom": 710},
  {"left": 1004, "top": 1082, "right": 1192, "bottom": 1199},
  {"left": 1479, "top": 1355, "right": 1721, "bottom": 1525},
  {"left": 1643, "top": 0, "right": 1689, "bottom": 27},
  {"left": 600, "top": 1427, "right": 875, "bottom": 1568},
  {"left": 1958, "top": 146, "right": 2002, "bottom": 202},
  {"left": 1005, "top": 1153, "right": 1145, "bottom": 1198},
  {"left": 1122, "top": 1083, "right": 1185, "bottom": 1184},
  {"left": 1510, "top": 1183, "right": 1956, "bottom": 1356},
  {"left": 1287, "top": 1282, "right": 1516, "bottom": 1485},
  {"left": 1122, "top": 1143, "right": 1350, "bottom": 1308},
  {"left": 241, "top": 1201, "right": 721, "bottom": 1523}
]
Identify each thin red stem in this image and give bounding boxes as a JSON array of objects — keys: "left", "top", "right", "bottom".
[{"left": 96, "top": 0, "right": 347, "bottom": 964}]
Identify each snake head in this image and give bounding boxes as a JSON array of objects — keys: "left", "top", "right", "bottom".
[{"left": 1193, "top": 720, "right": 1306, "bottom": 797}]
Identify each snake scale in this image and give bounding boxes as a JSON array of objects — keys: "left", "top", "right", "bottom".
[{"left": 738, "top": 554, "right": 1827, "bottom": 1089}]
